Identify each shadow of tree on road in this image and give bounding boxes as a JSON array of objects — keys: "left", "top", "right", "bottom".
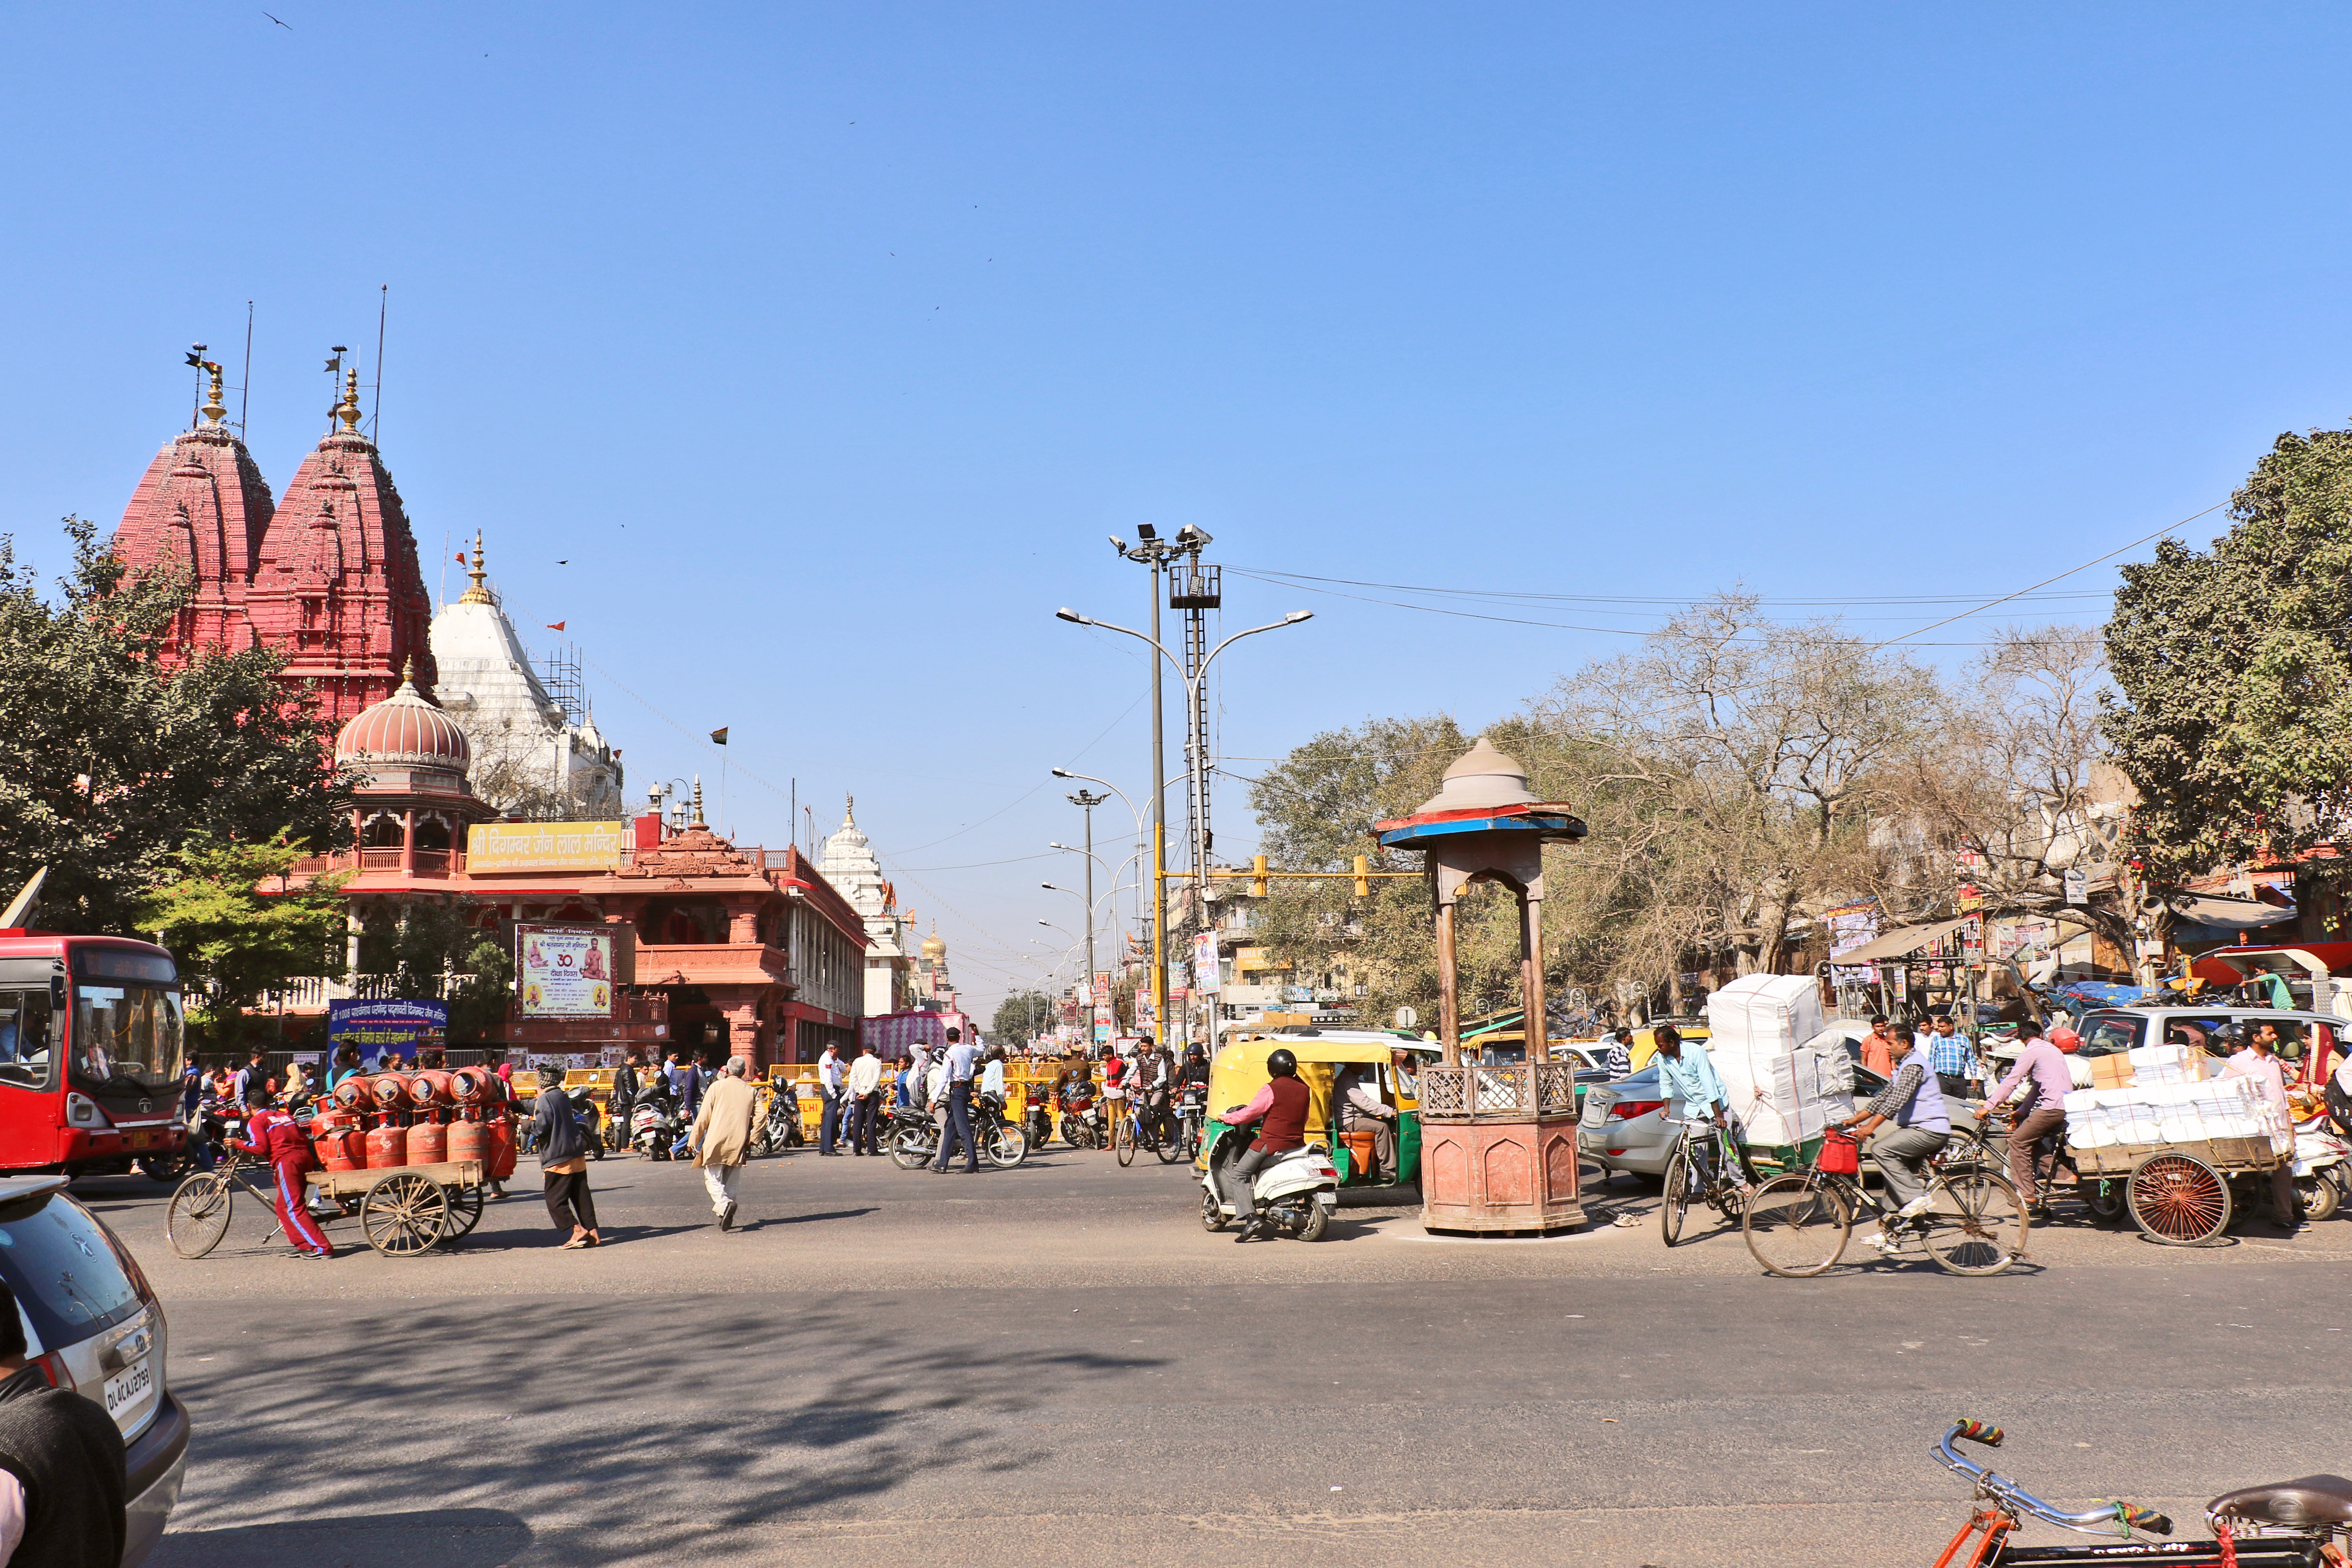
[{"left": 164, "top": 1297, "right": 1156, "bottom": 1565}]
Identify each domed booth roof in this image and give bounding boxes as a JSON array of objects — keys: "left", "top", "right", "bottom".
[{"left": 335, "top": 662, "right": 472, "bottom": 773}]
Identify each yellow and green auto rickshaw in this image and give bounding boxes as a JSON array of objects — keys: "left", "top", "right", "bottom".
[{"left": 1199, "top": 1030, "right": 1443, "bottom": 1189}]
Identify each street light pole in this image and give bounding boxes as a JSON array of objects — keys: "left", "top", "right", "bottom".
[
  {"left": 1054, "top": 603, "right": 1313, "bottom": 1063},
  {"left": 1066, "top": 790, "right": 1106, "bottom": 1020}
]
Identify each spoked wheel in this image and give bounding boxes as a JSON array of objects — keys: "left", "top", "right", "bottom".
[
  {"left": 1921, "top": 1170, "right": 2027, "bottom": 1276},
  {"left": 888, "top": 1128, "right": 932, "bottom": 1171},
  {"left": 1114, "top": 1108, "right": 1137, "bottom": 1167},
  {"left": 165, "top": 1171, "right": 234, "bottom": 1259},
  {"left": 986, "top": 1124, "right": 1030, "bottom": 1170},
  {"left": 1660, "top": 1149, "right": 1691, "bottom": 1246},
  {"left": 362, "top": 1172, "right": 450, "bottom": 1256},
  {"left": 1155, "top": 1116, "right": 1184, "bottom": 1165},
  {"left": 1743, "top": 1173, "right": 1852, "bottom": 1278},
  {"left": 444, "top": 1181, "right": 486, "bottom": 1238},
  {"left": 1200, "top": 1189, "right": 1227, "bottom": 1232},
  {"left": 2128, "top": 1152, "right": 2231, "bottom": 1245}
]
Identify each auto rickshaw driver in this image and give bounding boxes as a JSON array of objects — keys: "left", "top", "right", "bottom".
[{"left": 1335, "top": 1056, "right": 1402, "bottom": 1181}]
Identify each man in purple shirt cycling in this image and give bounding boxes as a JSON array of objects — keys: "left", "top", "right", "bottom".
[{"left": 1974, "top": 1018, "right": 2070, "bottom": 1217}]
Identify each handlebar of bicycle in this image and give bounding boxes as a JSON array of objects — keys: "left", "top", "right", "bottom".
[{"left": 1934, "top": 1421, "right": 2172, "bottom": 1538}]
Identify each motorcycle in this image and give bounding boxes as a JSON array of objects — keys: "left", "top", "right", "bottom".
[
  {"left": 1025, "top": 1091, "right": 1056, "bottom": 1152},
  {"left": 1174, "top": 1083, "right": 1207, "bottom": 1163},
  {"left": 2292, "top": 1111, "right": 2349, "bottom": 1222},
  {"left": 748, "top": 1081, "right": 806, "bottom": 1156},
  {"left": 630, "top": 1095, "right": 683, "bottom": 1161},
  {"left": 886, "top": 1099, "right": 1027, "bottom": 1170},
  {"left": 1058, "top": 1095, "right": 1106, "bottom": 1150},
  {"left": 1198, "top": 1117, "right": 1340, "bottom": 1241}
]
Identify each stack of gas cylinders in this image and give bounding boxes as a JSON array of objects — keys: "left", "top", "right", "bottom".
[{"left": 315, "top": 1066, "right": 519, "bottom": 1183}]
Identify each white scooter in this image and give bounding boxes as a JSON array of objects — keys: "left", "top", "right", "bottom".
[
  {"left": 1199, "top": 1118, "right": 1340, "bottom": 1241},
  {"left": 2292, "top": 1112, "right": 2349, "bottom": 1222}
]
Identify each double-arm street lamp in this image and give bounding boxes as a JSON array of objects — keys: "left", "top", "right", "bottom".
[{"left": 1053, "top": 603, "right": 1312, "bottom": 1054}]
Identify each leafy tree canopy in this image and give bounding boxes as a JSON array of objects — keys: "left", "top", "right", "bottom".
[
  {"left": 990, "top": 989, "right": 1057, "bottom": 1046},
  {"left": 2104, "top": 427, "right": 2352, "bottom": 882},
  {"left": 135, "top": 834, "right": 349, "bottom": 1054},
  {"left": 0, "top": 519, "right": 353, "bottom": 933},
  {"left": 355, "top": 899, "right": 515, "bottom": 1045}
]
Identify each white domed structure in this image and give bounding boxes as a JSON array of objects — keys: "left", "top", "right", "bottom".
[
  {"left": 818, "top": 797, "right": 916, "bottom": 1015},
  {"left": 427, "top": 532, "right": 624, "bottom": 817}
]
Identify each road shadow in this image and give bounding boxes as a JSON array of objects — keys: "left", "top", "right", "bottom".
[
  {"left": 153, "top": 1508, "right": 530, "bottom": 1568},
  {"left": 166, "top": 1296, "right": 1158, "bottom": 1565},
  {"left": 742, "top": 1207, "right": 878, "bottom": 1228}
]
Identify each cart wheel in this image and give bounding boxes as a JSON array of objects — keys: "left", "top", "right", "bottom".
[
  {"left": 445, "top": 1182, "right": 485, "bottom": 1238},
  {"left": 2128, "top": 1152, "right": 2231, "bottom": 1245},
  {"left": 165, "top": 1171, "right": 234, "bottom": 1259},
  {"left": 362, "top": 1172, "right": 451, "bottom": 1256}
]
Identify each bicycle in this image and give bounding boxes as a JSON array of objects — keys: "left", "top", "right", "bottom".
[
  {"left": 1741, "top": 1127, "right": 2029, "bottom": 1277},
  {"left": 1111, "top": 1090, "right": 1138, "bottom": 1166},
  {"left": 1660, "top": 1116, "right": 1750, "bottom": 1245}
]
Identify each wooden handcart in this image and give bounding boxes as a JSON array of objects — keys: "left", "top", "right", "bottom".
[
  {"left": 2068, "top": 1136, "right": 2283, "bottom": 1246},
  {"left": 306, "top": 1159, "right": 490, "bottom": 1256}
]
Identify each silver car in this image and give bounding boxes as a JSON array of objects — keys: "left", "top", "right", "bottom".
[
  {"left": 1580, "top": 1059, "right": 1896, "bottom": 1178},
  {"left": 0, "top": 1175, "right": 187, "bottom": 1565}
]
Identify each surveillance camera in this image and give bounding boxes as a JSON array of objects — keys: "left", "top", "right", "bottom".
[
  {"left": 1175, "top": 524, "right": 1212, "bottom": 547},
  {"left": 1108, "top": 536, "right": 1127, "bottom": 555}
]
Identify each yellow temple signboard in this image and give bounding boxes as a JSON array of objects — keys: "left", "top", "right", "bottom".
[{"left": 466, "top": 821, "right": 630, "bottom": 873}]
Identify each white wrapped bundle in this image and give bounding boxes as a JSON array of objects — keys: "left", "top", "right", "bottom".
[{"left": 1704, "top": 977, "right": 1842, "bottom": 1148}]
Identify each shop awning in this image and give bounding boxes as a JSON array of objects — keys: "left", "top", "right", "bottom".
[
  {"left": 1834, "top": 916, "right": 1973, "bottom": 964},
  {"left": 2167, "top": 893, "right": 2297, "bottom": 932}
]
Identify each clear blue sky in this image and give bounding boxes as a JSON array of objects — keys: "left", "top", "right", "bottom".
[{"left": 6, "top": 5, "right": 2350, "bottom": 1016}]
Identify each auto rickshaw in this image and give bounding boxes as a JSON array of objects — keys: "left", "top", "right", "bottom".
[{"left": 1198, "top": 1031, "right": 1442, "bottom": 1188}]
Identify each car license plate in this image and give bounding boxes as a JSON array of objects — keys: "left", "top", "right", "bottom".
[
  {"left": 127, "top": 1133, "right": 150, "bottom": 1149},
  {"left": 103, "top": 1356, "right": 152, "bottom": 1417}
]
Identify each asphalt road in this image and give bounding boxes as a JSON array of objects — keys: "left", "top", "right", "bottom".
[{"left": 79, "top": 1145, "right": 2352, "bottom": 1568}]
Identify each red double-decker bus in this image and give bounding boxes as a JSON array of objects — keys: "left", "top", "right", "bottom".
[{"left": 0, "top": 931, "right": 192, "bottom": 1178}]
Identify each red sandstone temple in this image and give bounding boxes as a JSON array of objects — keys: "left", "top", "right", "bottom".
[{"left": 108, "top": 365, "right": 435, "bottom": 723}]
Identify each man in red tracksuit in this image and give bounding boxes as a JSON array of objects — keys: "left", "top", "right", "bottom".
[{"left": 233, "top": 1087, "right": 332, "bottom": 1258}]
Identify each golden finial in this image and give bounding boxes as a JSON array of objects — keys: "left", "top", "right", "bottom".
[
  {"left": 845, "top": 793, "right": 856, "bottom": 826},
  {"left": 459, "top": 529, "right": 494, "bottom": 606},
  {"left": 399, "top": 656, "right": 416, "bottom": 688},
  {"left": 200, "top": 364, "right": 227, "bottom": 425},
  {"left": 691, "top": 776, "right": 705, "bottom": 826},
  {"left": 336, "top": 368, "right": 363, "bottom": 434}
]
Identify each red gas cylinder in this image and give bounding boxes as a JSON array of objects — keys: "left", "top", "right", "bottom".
[
  {"left": 370, "top": 1072, "right": 412, "bottom": 1112},
  {"left": 315, "top": 1124, "right": 364, "bottom": 1171},
  {"left": 487, "top": 1115, "right": 518, "bottom": 1180},
  {"left": 447, "top": 1116, "right": 488, "bottom": 1168},
  {"left": 406, "top": 1120, "right": 449, "bottom": 1165},
  {"left": 450, "top": 1067, "right": 493, "bottom": 1105},
  {"left": 408, "top": 1069, "right": 456, "bottom": 1110},
  {"left": 364, "top": 1122, "right": 409, "bottom": 1169},
  {"left": 332, "top": 1077, "right": 375, "bottom": 1113}
]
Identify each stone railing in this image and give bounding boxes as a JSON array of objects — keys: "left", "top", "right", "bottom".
[{"left": 1417, "top": 1063, "right": 1578, "bottom": 1121}]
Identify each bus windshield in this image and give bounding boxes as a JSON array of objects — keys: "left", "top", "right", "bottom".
[{"left": 70, "top": 952, "right": 184, "bottom": 1092}]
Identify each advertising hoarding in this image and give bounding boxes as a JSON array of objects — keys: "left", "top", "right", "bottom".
[
  {"left": 327, "top": 998, "right": 448, "bottom": 1060},
  {"left": 466, "top": 821, "right": 631, "bottom": 873},
  {"left": 517, "top": 924, "right": 616, "bottom": 1019}
]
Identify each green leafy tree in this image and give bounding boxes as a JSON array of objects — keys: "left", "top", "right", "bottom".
[
  {"left": 2105, "top": 426, "right": 2352, "bottom": 884},
  {"left": 355, "top": 898, "right": 515, "bottom": 1044},
  {"left": 991, "top": 989, "right": 1056, "bottom": 1045},
  {"left": 136, "top": 834, "right": 350, "bottom": 1054},
  {"left": 0, "top": 518, "right": 354, "bottom": 933}
]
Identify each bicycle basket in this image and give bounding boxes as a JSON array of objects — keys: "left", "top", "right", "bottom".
[{"left": 1817, "top": 1130, "right": 1859, "bottom": 1175}]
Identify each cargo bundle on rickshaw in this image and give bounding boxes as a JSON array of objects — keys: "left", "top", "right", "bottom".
[
  {"left": 1703, "top": 975, "right": 1854, "bottom": 1175},
  {"left": 2062, "top": 1041, "right": 2293, "bottom": 1244}
]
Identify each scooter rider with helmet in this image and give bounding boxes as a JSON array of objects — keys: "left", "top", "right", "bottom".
[{"left": 1221, "top": 1047, "right": 1310, "bottom": 1240}]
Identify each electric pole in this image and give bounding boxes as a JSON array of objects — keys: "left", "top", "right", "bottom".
[{"left": 1068, "top": 789, "right": 1106, "bottom": 1016}]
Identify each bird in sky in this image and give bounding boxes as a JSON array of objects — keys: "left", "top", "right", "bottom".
[
  {"left": 262, "top": 9, "right": 290, "bottom": 26},
  {"left": 556, "top": 559, "right": 568, "bottom": 565}
]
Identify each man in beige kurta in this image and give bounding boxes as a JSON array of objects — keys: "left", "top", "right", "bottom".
[{"left": 691, "top": 1057, "right": 760, "bottom": 1231}]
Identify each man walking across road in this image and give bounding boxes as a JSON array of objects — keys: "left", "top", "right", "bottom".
[
  {"left": 816, "top": 1042, "right": 846, "bottom": 1155},
  {"left": 932, "top": 1028, "right": 981, "bottom": 1174},
  {"left": 691, "top": 1057, "right": 758, "bottom": 1232},
  {"left": 1975, "top": 1018, "right": 2068, "bottom": 1217},
  {"left": 845, "top": 1043, "right": 884, "bottom": 1155},
  {"left": 611, "top": 1050, "right": 643, "bottom": 1147}
]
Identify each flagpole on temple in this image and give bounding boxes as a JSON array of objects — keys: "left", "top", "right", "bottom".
[{"left": 709, "top": 726, "right": 730, "bottom": 840}]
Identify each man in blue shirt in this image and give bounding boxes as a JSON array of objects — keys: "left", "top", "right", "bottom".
[
  {"left": 931, "top": 1028, "right": 981, "bottom": 1175},
  {"left": 1651, "top": 1026, "right": 1758, "bottom": 1188},
  {"left": 1925, "top": 1015, "right": 1979, "bottom": 1099}
]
